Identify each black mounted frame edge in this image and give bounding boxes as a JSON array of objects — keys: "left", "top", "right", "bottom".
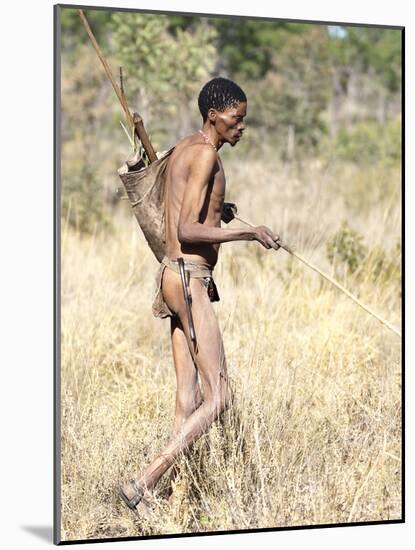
[
  {"left": 401, "top": 26, "right": 405, "bottom": 525},
  {"left": 57, "top": 519, "right": 405, "bottom": 546}
]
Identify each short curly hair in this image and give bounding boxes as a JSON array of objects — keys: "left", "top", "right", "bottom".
[{"left": 198, "top": 77, "right": 247, "bottom": 122}]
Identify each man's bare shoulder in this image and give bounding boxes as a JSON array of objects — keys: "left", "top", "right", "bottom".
[
  {"left": 172, "top": 135, "right": 217, "bottom": 163},
  {"left": 173, "top": 141, "right": 218, "bottom": 173}
]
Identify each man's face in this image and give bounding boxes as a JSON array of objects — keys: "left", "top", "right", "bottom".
[{"left": 209, "top": 101, "right": 247, "bottom": 146}]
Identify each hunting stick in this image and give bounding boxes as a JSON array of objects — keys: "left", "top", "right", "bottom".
[
  {"left": 133, "top": 112, "right": 158, "bottom": 163},
  {"left": 119, "top": 67, "right": 125, "bottom": 98},
  {"left": 233, "top": 214, "right": 401, "bottom": 338},
  {"left": 118, "top": 66, "right": 131, "bottom": 126},
  {"left": 78, "top": 10, "right": 133, "bottom": 129},
  {"left": 78, "top": 9, "right": 157, "bottom": 162}
]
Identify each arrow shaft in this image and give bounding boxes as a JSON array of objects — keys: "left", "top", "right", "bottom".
[{"left": 233, "top": 215, "right": 401, "bottom": 338}]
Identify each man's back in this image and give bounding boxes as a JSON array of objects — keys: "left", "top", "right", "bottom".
[{"left": 164, "top": 133, "right": 226, "bottom": 268}]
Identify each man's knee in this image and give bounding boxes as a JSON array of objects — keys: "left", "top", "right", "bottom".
[
  {"left": 176, "top": 394, "right": 199, "bottom": 418},
  {"left": 208, "top": 381, "right": 232, "bottom": 417}
]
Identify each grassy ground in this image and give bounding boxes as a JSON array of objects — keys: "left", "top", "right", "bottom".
[{"left": 60, "top": 158, "right": 401, "bottom": 541}]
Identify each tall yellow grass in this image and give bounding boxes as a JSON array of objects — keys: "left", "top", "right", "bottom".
[{"left": 60, "top": 159, "right": 401, "bottom": 541}]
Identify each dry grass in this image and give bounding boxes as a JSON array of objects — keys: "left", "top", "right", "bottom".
[{"left": 60, "top": 158, "right": 401, "bottom": 542}]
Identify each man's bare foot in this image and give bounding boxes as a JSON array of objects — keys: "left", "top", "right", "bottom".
[
  {"left": 119, "top": 479, "right": 154, "bottom": 518},
  {"left": 134, "top": 497, "right": 153, "bottom": 520}
]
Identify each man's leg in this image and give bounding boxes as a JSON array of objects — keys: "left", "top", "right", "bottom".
[
  {"left": 124, "top": 268, "right": 233, "bottom": 499},
  {"left": 166, "top": 316, "right": 204, "bottom": 495},
  {"left": 170, "top": 315, "right": 203, "bottom": 434}
]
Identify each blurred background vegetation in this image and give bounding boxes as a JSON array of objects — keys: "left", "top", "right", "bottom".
[{"left": 59, "top": 7, "right": 401, "bottom": 244}]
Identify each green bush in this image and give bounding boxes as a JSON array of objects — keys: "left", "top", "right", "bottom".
[
  {"left": 326, "top": 221, "right": 401, "bottom": 287},
  {"left": 331, "top": 117, "right": 401, "bottom": 165},
  {"left": 326, "top": 221, "right": 367, "bottom": 275},
  {"left": 362, "top": 242, "right": 401, "bottom": 286},
  {"left": 380, "top": 116, "right": 401, "bottom": 164},
  {"left": 62, "top": 164, "right": 112, "bottom": 235}
]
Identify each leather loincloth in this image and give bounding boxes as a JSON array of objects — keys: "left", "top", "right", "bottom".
[{"left": 152, "top": 256, "right": 220, "bottom": 319}]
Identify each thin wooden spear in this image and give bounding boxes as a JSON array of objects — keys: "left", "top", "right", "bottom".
[
  {"left": 77, "top": 9, "right": 133, "bottom": 130},
  {"left": 233, "top": 214, "right": 401, "bottom": 338},
  {"left": 77, "top": 9, "right": 158, "bottom": 162}
]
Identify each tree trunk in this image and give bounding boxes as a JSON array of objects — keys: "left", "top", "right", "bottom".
[
  {"left": 286, "top": 124, "right": 295, "bottom": 162},
  {"left": 377, "top": 88, "right": 388, "bottom": 126}
]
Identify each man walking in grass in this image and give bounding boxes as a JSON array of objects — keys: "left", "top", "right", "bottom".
[{"left": 120, "top": 77, "right": 280, "bottom": 514}]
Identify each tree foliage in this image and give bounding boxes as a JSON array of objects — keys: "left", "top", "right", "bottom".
[
  {"left": 241, "top": 25, "right": 331, "bottom": 157},
  {"left": 343, "top": 27, "right": 401, "bottom": 92},
  {"left": 109, "top": 12, "right": 218, "bottom": 142},
  {"left": 60, "top": 8, "right": 113, "bottom": 58},
  {"left": 61, "top": 8, "right": 402, "bottom": 155}
]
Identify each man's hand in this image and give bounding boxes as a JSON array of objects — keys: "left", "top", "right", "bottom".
[
  {"left": 252, "top": 225, "right": 280, "bottom": 250},
  {"left": 221, "top": 202, "right": 238, "bottom": 224}
]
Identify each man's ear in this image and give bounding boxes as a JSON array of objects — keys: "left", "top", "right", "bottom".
[{"left": 207, "top": 108, "right": 217, "bottom": 123}]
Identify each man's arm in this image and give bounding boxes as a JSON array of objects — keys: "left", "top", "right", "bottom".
[{"left": 177, "top": 146, "right": 279, "bottom": 249}]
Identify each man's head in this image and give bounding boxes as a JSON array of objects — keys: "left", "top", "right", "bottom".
[{"left": 198, "top": 77, "right": 247, "bottom": 147}]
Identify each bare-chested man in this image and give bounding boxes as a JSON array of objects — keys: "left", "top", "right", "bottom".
[{"left": 120, "top": 77, "right": 280, "bottom": 514}]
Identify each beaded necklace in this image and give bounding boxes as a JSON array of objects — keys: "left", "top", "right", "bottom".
[{"left": 198, "top": 129, "right": 217, "bottom": 152}]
